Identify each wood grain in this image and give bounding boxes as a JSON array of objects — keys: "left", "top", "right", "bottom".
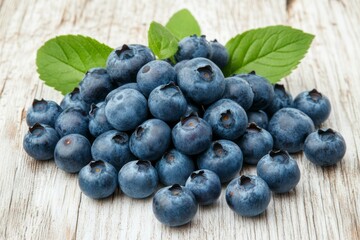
[{"left": 0, "top": 0, "right": 359, "bottom": 239}]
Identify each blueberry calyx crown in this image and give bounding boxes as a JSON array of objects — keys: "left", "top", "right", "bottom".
[
  {"left": 197, "top": 65, "right": 213, "bottom": 81},
  {"left": 213, "top": 142, "right": 227, "bottom": 157},
  {"left": 112, "top": 133, "right": 128, "bottom": 144},
  {"left": 180, "top": 112, "right": 200, "bottom": 126},
  {"left": 89, "top": 103, "right": 98, "bottom": 117},
  {"left": 32, "top": 98, "right": 47, "bottom": 107},
  {"left": 90, "top": 160, "right": 105, "bottom": 173},
  {"left": 274, "top": 84, "right": 286, "bottom": 92},
  {"left": 134, "top": 125, "right": 145, "bottom": 138},
  {"left": 309, "top": 89, "right": 322, "bottom": 102},
  {"left": 142, "top": 65, "right": 150, "bottom": 73},
  {"left": 249, "top": 70, "right": 256, "bottom": 75},
  {"left": 247, "top": 122, "right": 262, "bottom": 132},
  {"left": 269, "top": 149, "right": 290, "bottom": 163},
  {"left": 32, "top": 98, "right": 48, "bottom": 112},
  {"left": 69, "top": 87, "right": 81, "bottom": 99},
  {"left": 29, "top": 123, "right": 45, "bottom": 135},
  {"left": 169, "top": 184, "right": 183, "bottom": 195},
  {"left": 220, "top": 110, "right": 234, "bottom": 128},
  {"left": 211, "top": 39, "right": 218, "bottom": 43},
  {"left": 318, "top": 128, "right": 336, "bottom": 141},
  {"left": 136, "top": 160, "right": 151, "bottom": 171},
  {"left": 115, "top": 44, "right": 134, "bottom": 59},
  {"left": 160, "top": 81, "right": 181, "bottom": 94},
  {"left": 190, "top": 170, "right": 205, "bottom": 179},
  {"left": 164, "top": 152, "right": 175, "bottom": 163},
  {"left": 239, "top": 175, "right": 252, "bottom": 186}
]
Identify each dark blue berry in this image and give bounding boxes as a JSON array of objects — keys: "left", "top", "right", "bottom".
[
  {"left": 88, "top": 102, "right": 114, "bottom": 137},
  {"left": 247, "top": 110, "right": 269, "bottom": 129},
  {"left": 209, "top": 39, "right": 229, "bottom": 69},
  {"left": 55, "top": 107, "right": 89, "bottom": 138},
  {"left": 60, "top": 87, "right": 90, "bottom": 113},
  {"left": 265, "top": 84, "right": 293, "bottom": 117},
  {"left": 175, "top": 35, "right": 211, "bottom": 62},
  {"left": 222, "top": 76, "right": 254, "bottom": 111},
  {"left": 26, "top": 99, "right": 62, "bottom": 128}
]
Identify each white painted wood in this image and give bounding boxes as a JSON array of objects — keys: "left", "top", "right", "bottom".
[{"left": 0, "top": 0, "right": 359, "bottom": 239}]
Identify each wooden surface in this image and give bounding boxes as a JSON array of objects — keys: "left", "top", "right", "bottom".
[{"left": 1, "top": 0, "right": 359, "bottom": 239}]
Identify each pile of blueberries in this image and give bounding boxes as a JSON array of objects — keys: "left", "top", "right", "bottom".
[{"left": 23, "top": 35, "right": 346, "bottom": 227}]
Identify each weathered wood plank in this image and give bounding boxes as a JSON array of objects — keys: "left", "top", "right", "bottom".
[{"left": 0, "top": 0, "right": 359, "bottom": 239}]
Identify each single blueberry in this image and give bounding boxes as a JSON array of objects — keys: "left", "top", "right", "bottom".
[
  {"left": 204, "top": 99, "right": 248, "bottom": 140},
  {"left": 26, "top": 99, "right": 62, "bottom": 128},
  {"left": 257, "top": 150, "right": 301, "bottom": 193},
  {"left": 185, "top": 169, "right": 221, "bottom": 205},
  {"left": 268, "top": 108, "right": 315, "bottom": 153},
  {"left": 79, "top": 68, "right": 115, "bottom": 104},
  {"left": 78, "top": 160, "right": 118, "bottom": 199},
  {"left": 105, "top": 89, "right": 148, "bottom": 131},
  {"left": 236, "top": 123, "right": 273, "bottom": 165},
  {"left": 137, "top": 60, "right": 177, "bottom": 97},
  {"left": 55, "top": 107, "right": 90, "bottom": 138},
  {"left": 265, "top": 84, "right": 293, "bottom": 117},
  {"left": 209, "top": 39, "right": 229, "bottom": 69},
  {"left": 106, "top": 44, "right": 155, "bottom": 85},
  {"left": 23, "top": 123, "right": 60, "bottom": 161},
  {"left": 197, "top": 139, "right": 243, "bottom": 183},
  {"left": 129, "top": 119, "right": 171, "bottom": 161},
  {"left": 222, "top": 76, "right": 254, "bottom": 111},
  {"left": 152, "top": 184, "right": 198, "bottom": 227},
  {"left": 175, "top": 35, "right": 211, "bottom": 62},
  {"left": 54, "top": 134, "right": 92, "bottom": 173},
  {"left": 105, "top": 83, "right": 141, "bottom": 103},
  {"left": 293, "top": 89, "right": 331, "bottom": 126},
  {"left": 226, "top": 175, "right": 271, "bottom": 217},
  {"left": 60, "top": 87, "right": 90, "bottom": 113},
  {"left": 177, "top": 58, "right": 225, "bottom": 105},
  {"left": 88, "top": 102, "right": 114, "bottom": 137},
  {"left": 237, "top": 72, "right": 274, "bottom": 111},
  {"left": 118, "top": 160, "right": 158, "bottom": 199},
  {"left": 148, "top": 82, "right": 187, "bottom": 122},
  {"left": 172, "top": 112, "right": 212, "bottom": 155},
  {"left": 246, "top": 110, "right": 269, "bottom": 130},
  {"left": 91, "top": 130, "right": 134, "bottom": 171},
  {"left": 304, "top": 128, "right": 346, "bottom": 166},
  {"left": 155, "top": 149, "right": 195, "bottom": 186}
]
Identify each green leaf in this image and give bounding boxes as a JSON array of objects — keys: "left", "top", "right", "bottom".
[
  {"left": 165, "top": 9, "right": 201, "bottom": 39},
  {"left": 223, "top": 25, "right": 315, "bottom": 83},
  {"left": 148, "top": 21, "right": 179, "bottom": 59},
  {"left": 36, "top": 35, "right": 113, "bottom": 95}
]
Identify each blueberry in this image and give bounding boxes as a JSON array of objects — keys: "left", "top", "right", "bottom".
[
  {"left": 257, "top": 150, "right": 300, "bottom": 193},
  {"left": 105, "top": 89, "right": 147, "bottom": 131},
  {"left": 23, "top": 123, "right": 60, "bottom": 160},
  {"left": 222, "top": 76, "right": 254, "bottom": 111},
  {"left": 177, "top": 58, "right": 225, "bottom": 105},
  {"left": 79, "top": 68, "right": 115, "bottom": 104},
  {"left": 172, "top": 113, "right": 212, "bottom": 155},
  {"left": 88, "top": 102, "right": 114, "bottom": 137},
  {"left": 60, "top": 87, "right": 90, "bottom": 113},
  {"left": 293, "top": 89, "right": 331, "bottom": 126},
  {"left": 152, "top": 184, "right": 198, "bottom": 227},
  {"left": 226, "top": 175, "right": 271, "bottom": 217},
  {"left": 304, "top": 128, "right": 346, "bottom": 166},
  {"left": 91, "top": 130, "right": 134, "bottom": 171},
  {"left": 268, "top": 108, "right": 315, "bottom": 153},
  {"left": 78, "top": 160, "right": 118, "bottom": 199},
  {"left": 155, "top": 149, "right": 195, "bottom": 186},
  {"left": 237, "top": 72, "right": 274, "bottom": 110},
  {"left": 26, "top": 99, "right": 62, "bottom": 128},
  {"left": 118, "top": 160, "right": 158, "bottom": 199},
  {"left": 106, "top": 44, "right": 155, "bottom": 85},
  {"left": 204, "top": 99, "right": 248, "bottom": 140},
  {"left": 185, "top": 169, "right": 221, "bottom": 205},
  {"left": 55, "top": 107, "right": 89, "bottom": 138},
  {"left": 208, "top": 39, "right": 229, "bottom": 69},
  {"left": 129, "top": 119, "right": 171, "bottom": 161},
  {"left": 236, "top": 123, "right": 273, "bottom": 165},
  {"left": 247, "top": 110, "right": 269, "bottom": 129},
  {"left": 54, "top": 134, "right": 92, "bottom": 173},
  {"left": 265, "top": 84, "right": 293, "bottom": 117},
  {"left": 197, "top": 140, "right": 243, "bottom": 183},
  {"left": 137, "top": 60, "right": 177, "bottom": 97},
  {"left": 175, "top": 35, "right": 211, "bottom": 62},
  {"left": 148, "top": 82, "right": 187, "bottom": 122}
]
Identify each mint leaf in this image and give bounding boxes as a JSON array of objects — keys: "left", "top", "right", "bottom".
[
  {"left": 223, "top": 25, "right": 314, "bottom": 83},
  {"left": 165, "top": 9, "right": 201, "bottom": 39},
  {"left": 36, "top": 35, "right": 113, "bottom": 95},
  {"left": 148, "top": 21, "right": 178, "bottom": 59}
]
